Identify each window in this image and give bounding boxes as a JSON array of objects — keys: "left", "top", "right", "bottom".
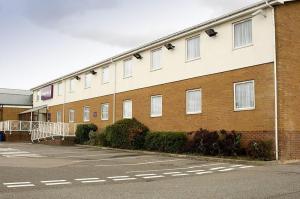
[
  {"left": 234, "top": 80, "right": 255, "bottom": 111},
  {"left": 234, "top": 19, "right": 252, "bottom": 49},
  {"left": 123, "top": 100, "right": 132, "bottom": 119},
  {"left": 102, "top": 66, "right": 110, "bottom": 84},
  {"left": 56, "top": 111, "right": 62, "bottom": 123},
  {"left": 151, "top": 95, "right": 162, "bottom": 117},
  {"left": 84, "top": 73, "right": 92, "bottom": 89},
  {"left": 186, "top": 89, "right": 202, "bottom": 114},
  {"left": 69, "top": 109, "right": 75, "bottom": 123},
  {"left": 83, "top": 106, "right": 90, "bottom": 122},
  {"left": 69, "top": 78, "right": 75, "bottom": 93},
  {"left": 151, "top": 48, "right": 162, "bottom": 71},
  {"left": 186, "top": 36, "right": 200, "bottom": 61},
  {"left": 123, "top": 59, "right": 133, "bottom": 78},
  {"left": 36, "top": 91, "right": 40, "bottom": 101},
  {"left": 57, "top": 82, "right": 63, "bottom": 96},
  {"left": 101, "top": 103, "right": 109, "bottom": 120}
]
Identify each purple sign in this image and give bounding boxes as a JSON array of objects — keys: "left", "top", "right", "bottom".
[{"left": 41, "top": 85, "right": 53, "bottom": 101}]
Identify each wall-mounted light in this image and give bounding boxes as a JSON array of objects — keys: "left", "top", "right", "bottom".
[
  {"left": 164, "top": 43, "right": 175, "bottom": 50},
  {"left": 75, "top": 76, "right": 81, "bottom": 80},
  {"left": 90, "top": 70, "right": 97, "bottom": 75},
  {"left": 205, "top": 29, "right": 218, "bottom": 37},
  {"left": 133, "top": 53, "right": 142, "bottom": 59}
]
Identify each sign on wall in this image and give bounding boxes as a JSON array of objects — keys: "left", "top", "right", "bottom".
[{"left": 41, "top": 85, "right": 53, "bottom": 101}]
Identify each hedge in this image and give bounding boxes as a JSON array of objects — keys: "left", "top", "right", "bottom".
[
  {"left": 247, "top": 140, "right": 274, "bottom": 160},
  {"left": 75, "top": 123, "right": 98, "bottom": 144}
]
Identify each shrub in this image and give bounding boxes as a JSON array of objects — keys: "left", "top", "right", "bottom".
[
  {"left": 145, "top": 132, "right": 187, "bottom": 153},
  {"left": 89, "top": 130, "right": 108, "bottom": 146},
  {"left": 218, "top": 130, "right": 242, "bottom": 156},
  {"left": 75, "top": 123, "right": 98, "bottom": 144},
  {"left": 103, "top": 118, "right": 149, "bottom": 149},
  {"left": 247, "top": 140, "right": 274, "bottom": 160}
]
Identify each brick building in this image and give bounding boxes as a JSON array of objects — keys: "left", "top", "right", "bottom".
[{"left": 31, "top": 0, "right": 300, "bottom": 160}]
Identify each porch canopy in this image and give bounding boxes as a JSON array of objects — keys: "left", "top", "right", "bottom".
[{"left": 19, "top": 105, "right": 48, "bottom": 121}]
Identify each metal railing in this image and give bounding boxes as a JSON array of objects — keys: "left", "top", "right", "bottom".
[{"left": 0, "top": 120, "right": 77, "bottom": 142}]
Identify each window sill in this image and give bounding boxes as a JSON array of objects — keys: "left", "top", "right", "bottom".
[
  {"left": 150, "top": 67, "right": 162, "bottom": 72},
  {"left": 101, "top": 118, "right": 109, "bottom": 121},
  {"left": 234, "top": 107, "right": 255, "bottom": 112},
  {"left": 151, "top": 114, "right": 162, "bottom": 118},
  {"left": 185, "top": 57, "right": 201, "bottom": 63},
  {"left": 102, "top": 82, "right": 109, "bottom": 85},
  {"left": 233, "top": 43, "right": 253, "bottom": 51},
  {"left": 123, "top": 76, "right": 132, "bottom": 79},
  {"left": 186, "top": 111, "right": 202, "bottom": 115}
]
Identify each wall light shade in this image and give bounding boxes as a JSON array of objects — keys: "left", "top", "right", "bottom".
[
  {"left": 205, "top": 29, "right": 218, "bottom": 37},
  {"left": 164, "top": 43, "right": 175, "bottom": 50},
  {"left": 75, "top": 76, "right": 81, "bottom": 80},
  {"left": 90, "top": 70, "right": 97, "bottom": 75},
  {"left": 133, "top": 53, "right": 142, "bottom": 59}
]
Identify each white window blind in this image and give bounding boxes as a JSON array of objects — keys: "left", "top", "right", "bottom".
[
  {"left": 84, "top": 73, "right": 92, "bottom": 88},
  {"left": 56, "top": 111, "right": 62, "bottom": 123},
  {"left": 234, "top": 81, "right": 255, "bottom": 110},
  {"left": 186, "top": 89, "right": 202, "bottom": 114},
  {"left": 102, "top": 66, "right": 110, "bottom": 84},
  {"left": 101, "top": 103, "right": 109, "bottom": 120},
  {"left": 186, "top": 36, "right": 200, "bottom": 61},
  {"left": 151, "top": 95, "right": 162, "bottom": 117},
  {"left": 69, "top": 110, "right": 75, "bottom": 123},
  {"left": 83, "top": 106, "right": 90, "bottom": 122},
  {"left": 123, "top": 59, "right": 133, "bottom": 78},
  {"left": 151, "top": 48, "right": 162, "bottom": 71},
  {"left": 123, "top": 100, "right": 132, "bottom": 119},
  {"left": 58, "top": 82, "right": 63, "bottom": 96},
  {"left": 234, "top": 19, "right": 252, "bottom": 48},
  {"left": 69, "top": 78, "right": 75, "bottom": 93},
  {"left": 36, "top": 91, "right": 40, "bottom": 101}
]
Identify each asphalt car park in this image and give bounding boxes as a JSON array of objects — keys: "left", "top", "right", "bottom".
[{"left": 0, "top": 142, "right": 299, "bottom": 199}]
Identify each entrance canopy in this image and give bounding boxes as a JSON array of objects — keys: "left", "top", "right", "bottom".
[{"left": 19, "top": 105, "right": 48, "bottom": 121}]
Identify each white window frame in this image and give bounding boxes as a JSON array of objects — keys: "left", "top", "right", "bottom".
[
  {"left": 150, "top": 95, "right": 163, "bottom": 117},
  {"left": 186, "top": 35, "right": 200, "bottom": 62},
  {"left": 56, "top": 111, "right": 62, "bottom": 123},
  {"left": 186, "top": 89, "right": 202, "bottom": 114},
  {"left": 150, "top": 48, "right": 162, "bottom": 71},
  {"left": 102, "top": 66, "right": 110, "bottom": 84},
  {"left": 69, "top": 109, "right": 75, "bottom": 123},
  {"left": 57, "top": 82, "right": 63, "bottom": 96},
  {"left": 123, "top": 58, "right": 133, "bottom": 79},
  {"left": 84, "top": 73, "right": 92, "bottom": 89},
  {"left": 123, "top": 100, "right": 132, "bottom": 119},
  {"left": 101, "top": 103, "right": 109, "bottom": 121},
  {"left": 36, "top": 91, "right": 40, "bottom": 102},
  {"left": 233, "top": 80, "right": 255, "bottom": 111},
  {"left": 69, "top": 78, "right": 75, "bottom": 93},
  {"left": 83, "top": 106, "right": 90, "bottom": 122},
  {"left": 233, "top": 18, "right": 253, "bottom": 50}
]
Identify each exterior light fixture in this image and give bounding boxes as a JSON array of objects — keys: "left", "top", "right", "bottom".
[
  {"left": 90, "top": 70, "right": 97, "bottom": 75},
  {"left": 133, "top": 53, "right": 142, "bottom": 59},
  {"left": 164, "top": 43, "right": 175, "bottom": 50},
  {"left": 205, "top": 29, "right": 218, "bottom": 37},
  {"left": 75, "top": 76, "right": 81, "bottom": 80}
]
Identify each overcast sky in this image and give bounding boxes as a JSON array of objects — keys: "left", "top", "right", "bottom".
[{"left": 0, "top": 0, "right": 259, "bottom": 90}]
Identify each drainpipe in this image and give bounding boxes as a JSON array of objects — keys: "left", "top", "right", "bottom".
[
  {"left": 111, "top": 58, "right": 117, "bottom": 124},
  {"left": 62, "top": 79, "right": 66, "bottom": 139},
  {"left": 265, "top": 0, "right": 279, "bottom": 161}
]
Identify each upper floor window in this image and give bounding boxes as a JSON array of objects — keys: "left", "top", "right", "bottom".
[
  {"left": 234, "top": 19, "right": 252, "bottom": 49},
  {"left": 186, "top": 36, "right": 200, "bottom": 61},
  {"left": 186, "top": 89, "right": 202, "bottom": 114},
  {"left": 57, "top": 82, "right": 63, "bottom": 96},
  {"left": 69, "top": 109, "right": 75, "bottom": 123},
  {"left": 123, "top": 59, "right": 133, "bottom": 78},
  {"left": 56, "top": 111, "right": 62, "bottom": 123},
  {"left": 123, "top": 100, "right": 132, "bottom": 119},
  {"left": 102, "top": 66, "right": 110, "bottom": 84},
  {"left": 36, "top": 91, "right": 40, "bottom": 101},
  {"left": 84, "top": 73, "right": 92, "bottom": 89},
  {"left": 69, "top": 78, "right": 75, "bottom": 93},
  {"left": 234, "top": 80, "right": 255, "bottom": 111},
  {"left": 101, "top": 103, "right": 109, "bottom": 120},
  {"left": 151, "top": 48, "right": 162, "bottom": 71},
  {"left": 83, "top": 106, "right": 90, "bottom": 122},
  {"left": 151, "top": 95, "right": 162, "bottom": 117}
]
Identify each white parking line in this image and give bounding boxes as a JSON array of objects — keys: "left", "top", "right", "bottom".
[
  {"left": 219, "top": 168, "right": 235, "bottom": 172},
  {"left": 107, "top": 176, "right": 130, "bottom": 179},
  {"left": 96, "top": 159, "right": 183, "bottom": 167},
  {"left": 6, "top": 184, "right": 35, "bottom": 188},
  {"left": 41, "top": 180, "right": 67, "bottom": 183},
  {"left": 0, "top": 151, "right": 30, "bottom": 155},
  {"left": 230, "top": 164, "right": 243, "bottom": 167},
  {"left": 81, "top": 180, "right": 106, "bottom": 183},
  {"left": 186, "top": 170, "right": 205, "bottom": 173},
  {"left": 45, "top": 182, "right": 72, "bottom": 186},
  {"left": 73, "top": 155, "right": 149, "bottom": 163},
  {"left": 172, "top": 173, "right": 189, "bottom": 177},
  {"left": 3, "top": 182, "right": 32, "bottom": 185},
  {"left": 196, "top": 171, "right": 213, "bottom": 175},
  {"left": 135, "top": 174, "right": 157, "bottom": 177},
  {"left": 112, "top": 178, "right": 137, "bottom": 181},
  {"left": 210, "top": 167, "right": 226, "bottom": 171},
  {"left": 75, "top": 178, "right": 100, "bottom": 181},
  {"left": 163, "top": 172, "right": 182, "bottom": 175},
  {"left": 143, "top": 175, "right": 164, "bottom": 179},
  {"left": 239, "top": 166, "right": 254, "bottom": 169}
]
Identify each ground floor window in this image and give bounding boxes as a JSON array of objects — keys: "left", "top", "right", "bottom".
[
  {"left": 56, "top": 111, "right": 62, "bottom": 123},
  {"left": 83, "top": 106, "right": 90, "bottom": 122},
  {"left": 123, "top": 100, "right": 132, "bottom": 119},
  {"left": 101, "top": 103, "right": 109, "bottom": 120},
  {"left": 234, "top": 80, "right": 255, "bottom": 111},
  {"left": 69, "top": 109, "right": 75, "bottom": 123},
  {"left": 151, "top": 95, "right": 162, "bottom": 117},
  {"left": 186, "top": 89, "right": 202, "bottom": 114}
]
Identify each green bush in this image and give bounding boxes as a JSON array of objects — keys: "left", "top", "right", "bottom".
[
  {"left": 75, "top": 123, "right": 98, "bottom": 144},
  {"left": 145, "top": 132, "right": 187, "bottom": 153},
  {"left": 89, "top": 130, "right": 108, "bottom": 146},
  {"left": 247, "top": 140, "right": 274, "bottom": 160},
  {"left": 103, "top": 118, "right": 149, "bottom": 149}
]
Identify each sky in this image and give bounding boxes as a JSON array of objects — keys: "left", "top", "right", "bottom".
[{"left": 0, "top": 0, "right": 259, "bottom": 90}]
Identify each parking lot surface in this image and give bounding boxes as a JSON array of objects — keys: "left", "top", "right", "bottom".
[{"left": 0, "top": 142, "right": 299, "bottom": 199}]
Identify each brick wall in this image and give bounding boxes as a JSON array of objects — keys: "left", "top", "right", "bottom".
[
  {"left": 275, "top": 1, "right": 300, "bottom": 160},
  {"left": 1, "top": 107, "right": 29, "bottom": 121}
]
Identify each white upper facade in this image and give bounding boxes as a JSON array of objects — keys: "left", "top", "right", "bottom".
[{"left": 33, "top": 3, "right": 276, "bottom": 108}]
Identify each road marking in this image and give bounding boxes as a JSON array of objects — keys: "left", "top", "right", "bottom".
[
  {"left": 4, "top": 154, "right": 44, "bottom": 158},
  {"left": 0, "top": 151, "right": 30, "bottom": 155},
  {"left": 45, "top": 182, "right": 72, "bottom": 186},
  {"left": 81, "top": 180, "right": 106, "bottom": 183},
  {"left": 107, "top": 176, "right": 130, "bottom": 179},
  {"left": 135, "top": 174, "right": 157, "bottom": 177},
  {"left": 230, "top": 164, "right": 243, "bottom": 167},
  {"left": 196, "top": 171, "right": 213, "bottom": 175},
  {"left": 41, "top": 180, "right": 67, "bottom": 183},
  {"left": 163, "top": 172, "right": 182, "bottom": 175},
  {"left": 210, "top": 167, "right": 226, "bottom": 171},
  {"left": 6, "top": 184, "right": 35, "bottom": 188},
  {"left": 143, "top": 175, "right": 164, "bottom": 179},
  {"left": 239, "top": 166, "right": 254, "bottom": 169},
  {"left": 75, "top": 178, "right": 100, "bottom": 181},
  {"left": 97, "top": 159, "right": 183, "bottom": 167},
  {"left": 3, "top": 182, "right": 32, "bottom": 185},
  {"left": 0, "top": 148, "right": 18, "bottom": 152},
  {"left": 127, "top": 163, "right": 225, "bottom": 173},
  {"left": 172, "top": 173, "right": 189, "bottom": 177},
  {"left": 112, "top": 178, "right": 136, "bottom": 181},
  {"left": 219, "top": 168, "right": 235, "bottom": 172},
  {"left": 73, "top": 155, "right": 149, "bottom": 163},
  {"left": 186, "top": 170, "right": 205, "bottom": 173}
]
